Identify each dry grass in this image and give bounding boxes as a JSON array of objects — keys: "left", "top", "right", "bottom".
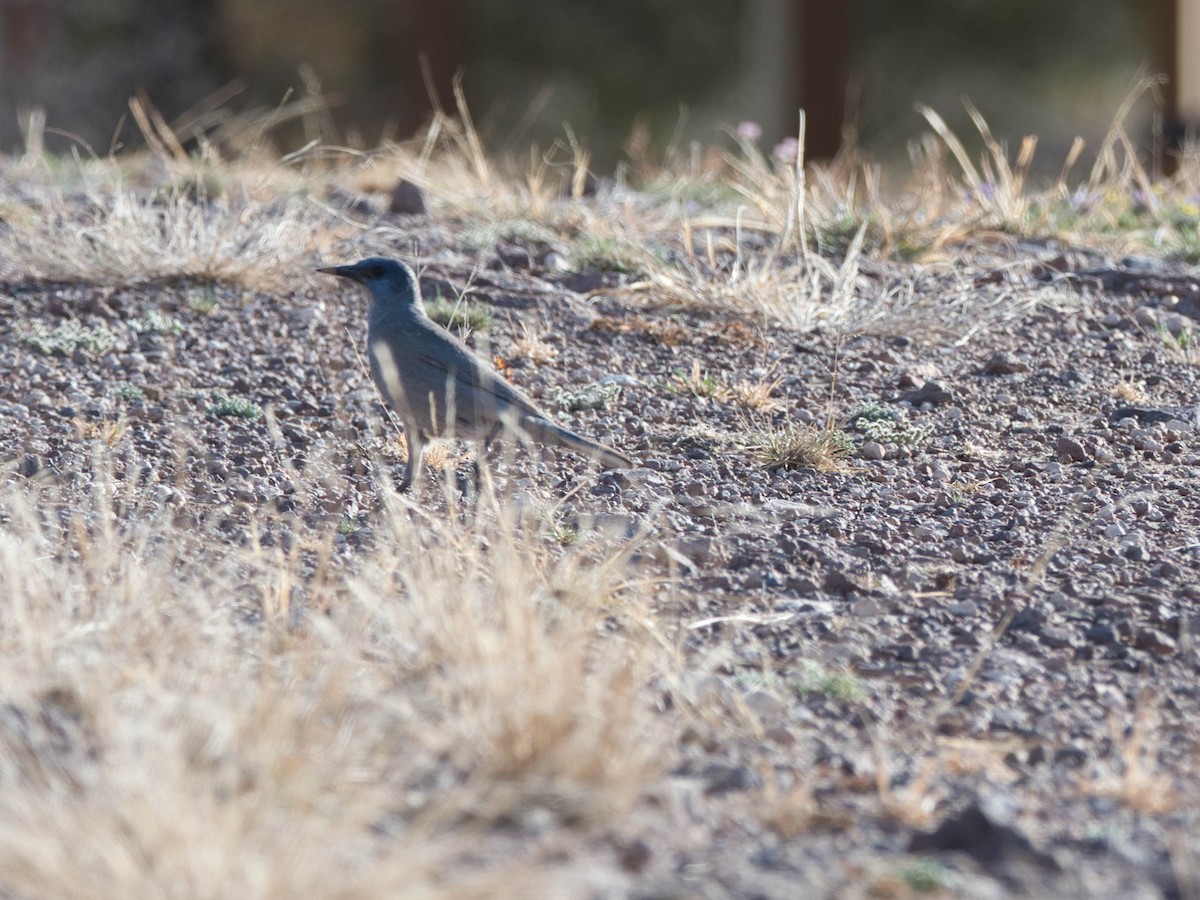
[
  {"left": 874, "top": 753, "right": 943, "bottom": 831},
  {"left": 0, "top": 459, "right": 667, "bottom": 896},
  {"left": 508, "top": 322, "right": 560, "bottom": 365},
  {"left": 0, "top": 174, "right": 342, "bottom": 291},
  {"left": 1, "top": 76, "right": 1193, "bottom": 335},
  {"left": 588, "top": 313, "right": 691, "bottom": 347},
  {"left": 747, "top": 422, "right": 855, "bottom": 472},
  {"left": 1080, "top": 691, "right": 1177, "bottom": 814},
  {"left": 730, "top": 367, "right": 785, "bottom": 413},
  {"left": 0, "top": 103, "right": 357, "bottom": 290},
  {"left": 1114, "top": 377, "right": 1150, "bottom": 404}
]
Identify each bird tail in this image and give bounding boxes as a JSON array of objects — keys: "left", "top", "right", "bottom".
[{"left": 518, "top": 416, "right": 632, "bottom": 469}]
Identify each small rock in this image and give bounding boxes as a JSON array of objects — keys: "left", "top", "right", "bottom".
[
  {"left": 616, "top": 838, "right": 652, "bottom": 873},
  {"left": 1121, "top": 254, "right": 1160, "bottom": 271},
  {"left": 1161, "top": 312, "right": 1187, "bottom": 337},
  {"left": 329, "top": 189, "right": 374, "bottom": 218},
  {"left": 899, "top": 380, "right": 953, "bottom": 406},
  {"left": 894, "top": 643, "right": 920, "bottom": 662},
  {"left": 701, "top": 764, "right": 758, "bottom": 796},
  {"left": 851, "top": 597, "right": 883, "bottom": 617},
  {"left": 983, "top": 352, "right": 1029, "bottom": 375},
  {"left": 1038, "top": 626, "right": 1075, "bottom": 649},
  {"left": 1008, "top": 606, "right": 1044, "bottom": 633},
  {"left": 860, "top": 441, "right": 886, "bottom": 461},
  {"left": 1132, "top": 306, "right": 1158, "bottom": 328},
  {"left": 1053, "top": 745, "right": 1088, "bottom": 767},
  {"left": 1085, "top": 622, "right": 1117, "bottom": 645},
  {"left": 388, "top": 179, "right": 427, "bottom": 215},
  {"left": 1054, "top": 435, "right": 1088, "bottom": 463},
  {"left": 598, "top": 373, "right": 645, "bottom": 388},
  {"left": 909, "top": 798, "right": 1059, "bottom": 871},
  {"left": 1111, "top": 406, "right": 1197, "bottom": 427},
  {"left": 743, "top": 690, "right": 785, "bottom": 718},
  {"left": 674, "top": 536, "right": 716, "bottom": 565},
  {"left": 1134, "top": 627, "right": 1177, "bottom": 656},
  {"left": 1120, "top": 541, "right": 1150, "bottom": 562}
]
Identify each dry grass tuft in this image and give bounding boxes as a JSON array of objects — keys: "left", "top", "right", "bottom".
[
  {"left": 0, "top": 77, "right": 1192, "bottom": 339},
  {"left": 730, "top": 367, "right": 785, "bottom": 412},
  {"left": 0, "top": 455, "right": 667, "bottom": 896},
  {"left": 1081, "top": 691, "right": 1177, "bottom": 814},
  {"left": 874, "top": 754, "right": 943, "bottom": 831},
  {"left": 0, "top": 179, "right": 342, "bottom": 290},
  {"left": 588, "top": 314, "right": 691, "bottom": 347},
  {"left": 747, "top": 422, "right": 854, "bottom": 472},
  {"left": 1113, "top": 378, "right": 1150, "bottom": 404},
  {"left": 508, "top": 322, "right": 560, "bottom": 365}
]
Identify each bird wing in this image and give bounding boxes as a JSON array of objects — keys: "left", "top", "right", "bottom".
[{"left": 415, "top": 350, "right": 545, "bottom": 418}]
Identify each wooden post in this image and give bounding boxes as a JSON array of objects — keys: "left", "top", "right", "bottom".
[
  {"left": 1147, "top": 0, "right": 1180, "bottom": 173},
  {"left": 795, "top": 0, "right": 854, "bottom": 160},
  {"left": 390, "top": 0, "right": 465, "bottom": 136}
]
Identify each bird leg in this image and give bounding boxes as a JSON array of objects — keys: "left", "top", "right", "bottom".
[
  {"left": 471, "top": 421, "right": 505, "bottom": 495},
  {"left": 398, "top": 427, "right": 425, "bottom": 492}
]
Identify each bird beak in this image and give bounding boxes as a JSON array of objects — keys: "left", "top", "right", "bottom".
[{"left": 317, "top": 264, "right": 361, "bottom": 281}]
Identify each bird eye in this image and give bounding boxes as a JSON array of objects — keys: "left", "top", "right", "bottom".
[{"left": 366, "top": 265, "right": 385, "bottom": 279}]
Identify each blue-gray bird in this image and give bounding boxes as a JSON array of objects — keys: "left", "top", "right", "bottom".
[{"left": 318, "top": 257, "right": 632, "bottom": 491}]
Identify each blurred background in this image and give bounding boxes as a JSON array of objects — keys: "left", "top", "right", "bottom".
[{"left": 0, "top": 0, "right": 1190, "bottom": 175}]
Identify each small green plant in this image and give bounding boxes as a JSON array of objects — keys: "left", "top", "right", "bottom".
[
  {"left": 850, "top": 401, "right": 933, "bottom": 447},
  {"left": 749, "top": 423, "right": 853, "bottom": 472},
  {"left": 810, "top": 212, "right": 882, "bottom": 257},
  {"left": 790, "top": 660, "right": 863, "bottom": 701},
  {"left": 426, "top": 296, "right": 492, "bottom": 333},
  {"left": 544, "top": 522, "right": 579, "bottom": 546},
  {"left": 115, "top": 381, "right": 145, "bottom": 402},
  {"left": 851, "top": 401, "right": 894, "bottom": 424},
  {"left": 555, "top": 381, "right": 622, "bottom": 412},
  {"left": 20, "top": 321, "right": 117, "bottom": 356},
  {"left": 1159, "top": 323, "right": 1198, "bottom": 364},
  {"left": 185, "top": 285, "right": 219, "bottom": 315},
  {"left": 641, "top": 171, "right": 742, "bottom": 210},
  {"left": 336, "top": 518, "right": 357, "bottom": 536},
  {"left": 668, "top": 361, "right": 729, "bottom": 401},
  {"left": 129, "top": 309, "right": 183, "bottom": 336},
  {"left": 460, "top": 219, "right": 556, "bottom": 253},
  {"left": 568, "top": 234, "right": 646, "bottom": 274},
  {"left": 901, "top": 858, "right": 951, "bottom": 893},
  {"left": 207, "top": 395, "right": 263, "bottom": 421}
]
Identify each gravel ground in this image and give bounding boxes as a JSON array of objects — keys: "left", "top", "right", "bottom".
[{"left": 3, "top": 213, "right": 1200, "bottom": 897}]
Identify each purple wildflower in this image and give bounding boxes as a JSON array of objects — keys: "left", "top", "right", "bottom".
[
  {"left": 737, "top": 121, "right": 763, "bottom": 142},
  {"left": 773, "top": 136, "right": 800, "bottom": 164}
]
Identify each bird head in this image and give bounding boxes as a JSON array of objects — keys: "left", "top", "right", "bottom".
[{"left": 317, "top": 257, "right": 419, "bottom": 307}]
